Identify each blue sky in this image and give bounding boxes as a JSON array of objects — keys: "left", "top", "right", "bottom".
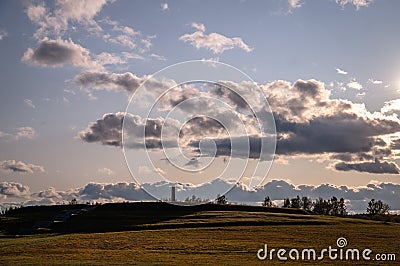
[{"left": 0, "top": 0, "right": 400, "bottom": 208}]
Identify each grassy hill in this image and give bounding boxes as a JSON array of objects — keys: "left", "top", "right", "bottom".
[
  {"left": 0, "top": 202, "right": 399, "bottom": 265},
  {"left": 0, "top": 202, "right": 310, "bottom": 235}
]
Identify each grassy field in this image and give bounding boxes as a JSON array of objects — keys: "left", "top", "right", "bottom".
[{"left": 0, "top": 203, "right": 399, "bottom": 265}]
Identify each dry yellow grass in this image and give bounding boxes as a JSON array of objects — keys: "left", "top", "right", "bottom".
[{"left": 0, "top": 211, "right": 399, "bottom": 265}]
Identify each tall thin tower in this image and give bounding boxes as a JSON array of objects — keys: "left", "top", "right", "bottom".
[{"left": 171, "top": 186, "right": 176, "bottom": 202}]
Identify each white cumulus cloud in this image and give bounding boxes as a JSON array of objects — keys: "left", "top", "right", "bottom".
[
  {"left": 179, "top": 23, "right": 253, "bottom": 54},
  {"left": 335, "top": 67, "right": 348, "bottom": 75}
]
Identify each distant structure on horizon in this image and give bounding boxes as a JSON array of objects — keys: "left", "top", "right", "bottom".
[{"left": 171, "top": 186, "right": 176, "bottom": 202}]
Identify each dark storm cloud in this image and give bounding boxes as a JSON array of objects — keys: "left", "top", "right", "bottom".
[
  {"left": 334, "top": 160, "right": 400, "bottom": 174},
  {"left": 275, "top": 113, "right": 398, "bottom": 155},
  {"left": 0, "top": 160, "right": 45, "bottom": 173}
]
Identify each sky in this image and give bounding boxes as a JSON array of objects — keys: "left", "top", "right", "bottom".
[{"left": 0, "top": 0, "right": 400, "bottom": 209}]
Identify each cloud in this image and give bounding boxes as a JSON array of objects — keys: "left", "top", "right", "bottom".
[
  {"left": 356, "top": 91, "right": 366, "bottom": 99},
  {"left": 0, "top": 160, "right": 45, "bottom": 173},
  {"left": 25, "top": 0, "right": 107, "bottom": 39},
  {"left": 24, "top": 99, "right": 35, "bottom": 109},
  {"left": 74, "top": 71, "right": 176, "bottom": 99},
  {"left": 101, "top": 18, "right": 155, "bottom": 53},
  {"left": 105, "top": 34, "right": 137, "bottom": 49},
  {"left": 1, "top": 180, "right": 400, "bottom": 212},
  {"left": 24, "top": 1, "right": 160, "bottom": 61},
  {"left": 336, "top": 0, "right": 374, "bottom": 10},
  {"left": 36, "top": 187, "right": 63, "bottom": 200},
  {"left": 0, "top": 29, "right": 7, "bottom": 41},
  {"left": 95, "top": 52, "right": 127, "bottom": 66},
  {"left": 121, "top": 52, "right": 145, "bottom": 61},
  {"left": 263, "top": 79, "right": 352, "bottom": 123},
  {"left": 390, "top": 139, "right": 400, "bottom": 150},
  {"left": 380, "top": 99, "right": 400, "bottom": 114},
  {"left": 368, "top": 79, "right": 383, "bottom": 84},
  {"left": 79, "top": 112, "right": 181, "bottom": 149},
  {"left": 79, "top": 112, "right": 125, "bottom": 147},
  {"left": 22, "top": 38, "right": 100, "bottom": 69},
  {"left": 80, "top": 182, "right": 152, "bottom": 201},
  {"left": 74, "top": 71, "right": 147, "bottom": 93},
  {"left": 55, "top": 0, "right": 107, "bottom": 24},
  {"left": 335, "top": 67, "right": 348, "bottom": 75},
  {"left": 179, "top": 23, "right": 252, "bottom": 54},
  {"left": 0, "top": 182, "right": 30, "bottom": 198},
  {"left": 15, "top": 127, "right": 36, "bottom": 140},
  {"left": 347, "top": 80, "right": 363, "bottom": 90},
  {"left": 231, "top": 79, "right": 400, "bottom": 172},
  {"left": 161, "top": 3, "right": 169, "bottom": 11},
  {"left": 275, "top": 113, "right": 398, "bottom": 155},
  {"left": 0, "top": 131, "right": 10, "bottom": 138},
  {"left": 189, "top": 135, "right": 275, "bottom": 161},
  {"left": 150, "top": 53, "right": 167, "bottom": 61},
  {"left": 98, "top": 167, "right": 114, "bottom": 176},
  {"left": 80, "top": 77, "right": 400, "bottom": 176},
  {"left": 79, "top": 77, "right": 400, "bottom": 174},
  {"left": 288, "top": 0, "right": 303, "bottom": 12},
  {"left": 191, "top": 22, "right": 206, "bottom": 32},
  {"left": 110, "top": 23, "right": 139, "bottom": 36},
  {"left": 230, "top": 180, "right": 400, "bottom": 211},
  {"left": 180, "top": 116, "right": 226, "bottom": 139},
  {"left": 0, "top": 127, "right": 37, "bottom": 141},
  {"left": 334, "top": 160, "right": 400, "bottom": 174}
]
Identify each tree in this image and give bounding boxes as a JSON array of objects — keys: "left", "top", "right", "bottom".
[
  {"left": 262, "top": 196, "right": 274, "bottom": 207},
  {"left": 216, "top": 194, "right": 227, "bottom": 205},
  {"left": 70, "top": 198, "right": 77, "bottom": 205},
  {"left": 313, "top": 197, "right": 331, "bottom": 215},
  {"left": 290, "top": 195, "right": 301, "bottom": 209},
  {"left": 301, "top": 196, "right": 312, "bottom": 211},
  {"left": 330, "top": 196, "right": 339, "bottom": 216},
  {"left": 311, "top": 197, "right": 347, "bottom": 216},
  {"left": 185, "top": 195, "right": 205, "bottom": 203},
  {"left": 367, "top": 199, "right": 390, "bottom": 216},
  {"left": 338, "top": 198, "right": 347, "bottom": 216},
  {"left": 283, "top": 198, "right": 291, "bottom": 208}
]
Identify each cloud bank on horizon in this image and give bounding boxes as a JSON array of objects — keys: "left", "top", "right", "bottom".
[{"left": 1, "top": 178, "right": 399, "bottom": 212}]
